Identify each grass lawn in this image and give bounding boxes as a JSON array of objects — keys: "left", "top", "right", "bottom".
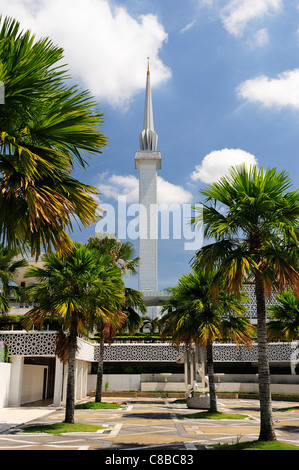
[
  {"left": 23, "top": 422, "right": 107, "bottom": 434},
  {"left": 277, "top": 406, "right": 299, "bottom": 412},
  {"left": 184, "top": 411, "right": 249, "bottom": 420},
  {"left": 212, "top": 440, "right": 299, "bottom": 450},
  {"left": 74, "top": 401, "right": 122, "bottom": 409}
]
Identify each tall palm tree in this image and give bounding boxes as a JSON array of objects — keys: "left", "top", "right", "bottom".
[
  {"left": 122, "top": 287, "right": 147, "bottom": 334},
  {"left": 92, "top": 287, "right": 147, "bottom": 402},
  {"left": 93, "top": 304, "right": 126, "bottom": 403},
  {"left": 87, "top": 236, "right": 140, "bottom": 275},
  {"left": 87, "top": 236, "right": 146, "bottom": 400},
  {"left": 93, "top": 287, "right": 147, "bottom": 403},
  {"left": 161, "top": 268, "right": 254, "bottom": 412},
  {"left": 267, "top": 290, "right": 299, "bottom": 342},
  {"left": 0, "top": 244, "right": 27, "bottom": 313},
  {"left": 0, "top": 16, "right": 107, "bottom": 257},
  {"left": 191, "top": 164, "right": 299, "bottom": 440},
  {"left": 23, "top": 243, "right": 125, "bottom": 423}
]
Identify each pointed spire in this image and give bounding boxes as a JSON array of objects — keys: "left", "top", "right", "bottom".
[{"left": 139, "top": 58, "right": 158, "bottom": 151}]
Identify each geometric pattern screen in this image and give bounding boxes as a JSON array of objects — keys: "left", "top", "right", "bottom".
[{"left": 0, "top": 331, "right": 297, "bottom": 363}]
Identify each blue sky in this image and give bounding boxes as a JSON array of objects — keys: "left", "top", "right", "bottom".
[{"left": 1, "top": 0, "right": 299, "bottom": 290}]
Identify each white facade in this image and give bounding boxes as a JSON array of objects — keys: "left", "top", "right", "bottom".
[
  {"left": 1, "top": 330, "right": 298, "bottom": 408},
  {"left": 0, "top": 332, "right": 93, "bottom": 408}
]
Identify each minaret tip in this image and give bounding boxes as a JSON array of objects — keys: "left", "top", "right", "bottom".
[{"left": 139, "top": 58, "right": 158, "bottom": 151}]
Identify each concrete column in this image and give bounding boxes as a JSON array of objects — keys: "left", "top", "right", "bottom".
[
  {"left": 8, "top": 356, "right": 24, "bottom": 406},
  {"left": 82, "top": 362, "right": 88, "bottom": 398},
  {"left": 62, "top": 363, "right": 68, "bottom": 404},
  {"left": 53, "top": 358, "right": 64, "bottom": 407},
  {"left": 77, "top": 361, "right": 87, "bottom": 400},
  {"left": 75, "top": 361, "right": 78, "bottom": 401},
  {"left": 76, "top": 361, "right": 82, "bottom": 400}
]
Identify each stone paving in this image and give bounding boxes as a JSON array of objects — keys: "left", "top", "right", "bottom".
[{"left": 0, "top": 397, "right": 299, "bottom": 450}]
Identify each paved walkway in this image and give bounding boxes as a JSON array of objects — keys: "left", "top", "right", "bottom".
[{"left": 0, "top": 397, "right": 298, "bottom": 450}]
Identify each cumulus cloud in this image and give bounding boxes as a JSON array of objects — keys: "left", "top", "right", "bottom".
[
  {"left": 98, "top": 173, "right": 193, "bottom": 205},
  {"left": 237, "top": 69, "right": 299, "bottom": 109},
  {"left": 0, "top": 0, "right": 171, "bottom": 107},
  {"left": 157, "top": 177, "right": 193, "bottom": 205},
  {"left": 221, "top": 0, "right": 282, "bottom": 37},
  {"left": 200, "top": 0, "right": 282, "bottom": 38},
  {"left": 100, "top": 174, "right": 139, "bottom": 203},
  {"left": 191, "top": 148, "right": 258, "bottom": 184}
]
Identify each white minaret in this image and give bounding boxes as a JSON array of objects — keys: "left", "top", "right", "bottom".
[{"left": 135, "top": 59, "right": 161, "bottom": 296}]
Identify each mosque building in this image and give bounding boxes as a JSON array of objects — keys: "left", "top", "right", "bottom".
[{"left": 0, "top": 63, "right": 298, "bottom": 408}]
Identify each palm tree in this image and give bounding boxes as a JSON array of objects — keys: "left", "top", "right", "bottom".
[
  {"left": 23, "top": 243, "right": 125, "bottom": 423},
  {"left": 87, "top": 236, "right": 139, "bottom": 275},
  {"left": 267, "top": 290, "right": 299, "bottom": 342},
  {"left": 191, "top": 164, "right": 299, "bottom": 440},
  {"left": 0, "top": 244, "right": 27, "bottom": 313},
  {"left": 93, "top": 305, "right": 126, "bottom": 403},
  {"left": 87, "top": 236, "right": 146, "bottom": 400},
  {"left": 93, "top": 287, "right": 147, "bottom": 403},
  {"left": 161, "top": 268, "right": 254, "bottom": 412},
  {"left": 142, "top": 316, "right": 163, "bottom": 335},
  {"left": 121, "top": 287, "right": 147, "bottom": 334},
  {"left": 0, "top": 16, "right": 107, "bottom": 257}
]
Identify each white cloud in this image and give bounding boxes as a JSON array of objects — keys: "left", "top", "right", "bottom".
[
  {"left": 100, "top": 174, "right": 139, "bottom": 203},
  {"left": 237, "top": 69, "right": 299, "bottom": 109},
  {"left": 157, "top": 177, "right": 193, "bottom": 205},
  {"left": 252, "top": 28, "right": 270, "bottom": 47},
  {"left": 180, "top": 21, "right": 196, "bottom": 33},
  {"left": 191, "top": 148, "right": 258, "bottom": 184},
  {"left": 98, "top": 173, "right": 193, "bottom": 205},
  {"left": 0, "top": 0, "right": 171, "bottom": 107},
  {"left": 221, "top": 0, "right": 282, "bottom": 37}
]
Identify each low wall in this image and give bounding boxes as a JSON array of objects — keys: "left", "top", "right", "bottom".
[
  {"left": 218, "top": 374, "right": 299, "bottom": 384},
  {"left": 141, "top": 382, "right": 186, "bottom": 392},
  {"left": 0, "top": 363, "right": 11, "bottom": 408},
  {"left": 141, "top": 373, "right": 299, "bottom": 384},
  {"left": 88, "top": 374, "right": 141, "bottom": 393},
  {"left": 216, "top": 383, "right": 299, "bottom": 394},
  {"left": 87, "top": 373, "right": 299, "bottom": 395}
]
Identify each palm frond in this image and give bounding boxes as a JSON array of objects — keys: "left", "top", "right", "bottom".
[{"left": 0, "top": 16, "right": 107, "bottom": 257}]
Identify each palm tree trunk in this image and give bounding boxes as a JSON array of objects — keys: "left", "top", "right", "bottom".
[
  {"left": 206, "top": 341, "right": 217, "bottom": 413},
  {"left": 255, "top": 270, "right": 276, "bottom": 441},
  {"left": 64, "top": 310, "right": 78, "bottom": 424},
  {"left": 95, "top": 336, "right": 105, "bottom": 402}
]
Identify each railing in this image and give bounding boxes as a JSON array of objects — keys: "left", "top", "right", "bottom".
[{"left": 141, "top": 290, "right": 171, "bottom": 298}]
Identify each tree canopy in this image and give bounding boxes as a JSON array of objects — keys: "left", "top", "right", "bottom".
[{"left": 0, "top": 16, "right": 107, "bottom": 257}]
